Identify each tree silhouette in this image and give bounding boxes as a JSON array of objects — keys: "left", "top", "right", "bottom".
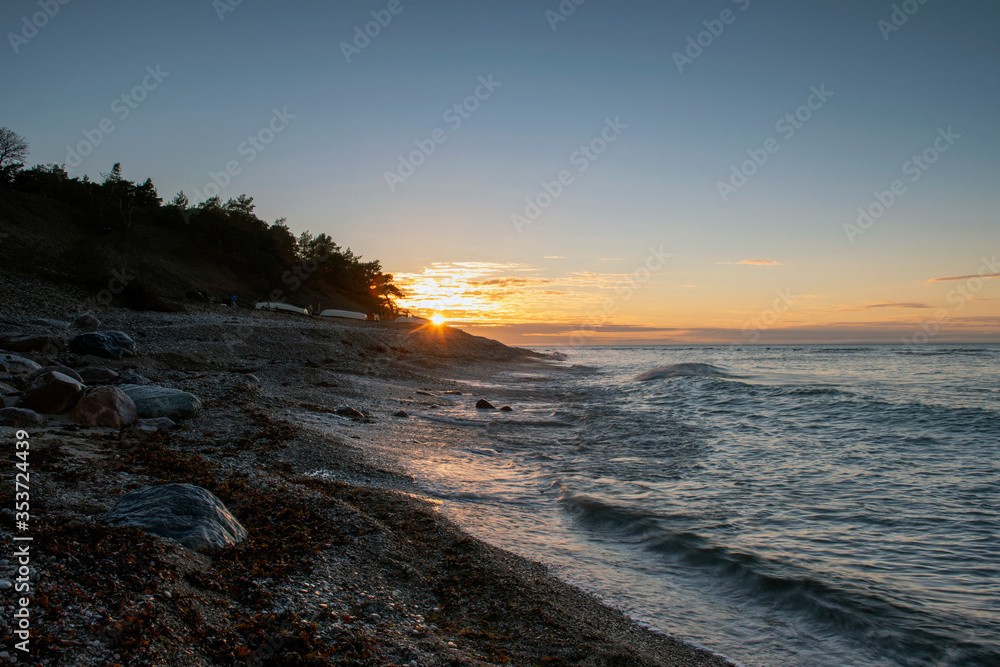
[{"left": 0, "top": 128, "right": 29, "bottom": 184}]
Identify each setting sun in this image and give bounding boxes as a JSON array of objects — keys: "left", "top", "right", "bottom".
[{"left": 431, "top": 314, "right": 446, "bottom": 326}]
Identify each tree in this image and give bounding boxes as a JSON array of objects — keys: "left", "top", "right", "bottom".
[
  {"left": 0, "top": 128, "right": 28, "bottom": 170},
  {"left": 0, "top": 128, "right": 29, "bottom": 184},
  {"left": 170, "top": 191, "right": 189, "bottom": 209},
  {"left": 100, "top": 163, "right": 138, "bottom": 231},
  {"left": 134, "top": 178, "right": 161, "bottom": 208},
  {"left": 225, "top": 194, "right": 255, "bottom": 216},
  {"left": 268, "top": 218, "right": 298, "bottom": 263}
]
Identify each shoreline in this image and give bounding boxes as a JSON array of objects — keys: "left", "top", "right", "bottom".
[{"left": 0, "top": 275, "right": 735, "bottom": 666}]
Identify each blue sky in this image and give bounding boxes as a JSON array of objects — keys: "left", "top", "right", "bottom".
[{"left": 3, "top": 0, "right": 998, "bottom": 344}]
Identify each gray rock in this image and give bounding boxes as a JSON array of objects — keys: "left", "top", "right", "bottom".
[
  {"left": 72, "top": 314, "right": 101, "bottom": 330},
  {"left": 475, "top": 399, "right": 496, "bottom": 410},
  {"left": 118, "top": 384, "right": 202, "bottom": 419},
  {"left": 0, "top": 355, "right": 39, "bottom": 375},
  {"left": 0, "top": 375, "right": 23, "bottom": 390},
  {"left": 18, "top": 371, "right": 85, "bottom": 414},
  {"left": 243, "top": 373, "right": 260, "bottom": 384},
  {"left": 335, "top": 405, "right": 365, "bottom": 419},
  {"left": 133, "top": 417, "right": 176, "bottom": 433},
  {"left": 120, "top": 370, "right": 151, "bottom": 385},
  {"left": 0, "top": 382, "right": 18, "bottom": 396},
  {"left": 0, "top": 407, "right": 46, "bottom": 427},
  {"left": 29, "top": 318, "right": 70, "bottom": 329},
  {"left": 0, "top": 333, "right": 64, "bottom": 354},
  {"left": 35, "top": 365, "right": 84, "bottom": 383},
  {"left": 499, "top": 405, "right": 513, "bottom": 412},
  {"left": 73, "top": 386, "right": 139, "bottom": 428},
  {"left": 78, "top": 367, "right": 120, "bottom": 384},
  {"left": 69, "top": 331, "right": 137, "bottom": 359},
  {"left": 104, "top": 483, "right": 247, "bottom": 551},
  {"left": 393, "top": 410, "right": 409, "bottom": 418}
]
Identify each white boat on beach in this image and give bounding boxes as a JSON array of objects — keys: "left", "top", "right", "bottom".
[
  {"left": 319, "top": 309, "right": 367, "bottom": 320},
  {"left": 255, "top": 302, "right": 310, "bottom": 316}
]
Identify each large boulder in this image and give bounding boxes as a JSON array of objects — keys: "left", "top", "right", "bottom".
[
  {"left": 0, "top": 407, "right": 46, "bottom": 428},
  {"left": 18, "top": 371, "right": 85, "bottom": 414},
  {"left": 118, "top": 384, "right": 201, "bottom": 419},
  {"left": 78, "top": 367, "right": 120, "bottom": 384},
  {"left": 69, "top": 331, "right": 137, "bottom": 359},
  {"left": 73, "top": 386, "right": 139, "bottom": 428},
  {"left": 0, "top": 354, "right": 41, "bottom": 375},
  {"left": 475, "top": 399, "right": 496, "bottom": 410},
  {"left": 0, "top": 333, "right": 64, "bottom": 354},
  {"left": 104, "top": 483, "right": 248, "bottom": 551}
]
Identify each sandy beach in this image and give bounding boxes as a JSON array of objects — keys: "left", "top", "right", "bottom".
[{"left": 0, "top": 273, "right": 734, "bottom": 666}]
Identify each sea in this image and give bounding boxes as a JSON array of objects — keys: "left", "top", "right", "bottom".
[{"left": 375, "top": 344, "right": 999, "bottom": 667}]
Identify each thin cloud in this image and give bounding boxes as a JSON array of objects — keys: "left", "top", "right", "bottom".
[
  {"left": 718, "top": 259, "right": 781, "bottom": 266},
  {"left": 471, "top": 277, "right": 553, "bottom": 287},
  {"left": 543, "top": 255, "right": 564, "bottom": 259},
  {"left": 926, "top": 273, "right": 1000, "bottom": 284},
  {"left": 838, "top": 302, "right": 933, "bottom": 312}
]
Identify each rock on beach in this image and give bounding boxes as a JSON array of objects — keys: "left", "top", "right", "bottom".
[
  {"left": 0, "top": 407, "right": 46, "bottom": 427},
  {"left": 18, "top": 371, "right": 85, "bottom": 414},
  {"left": 72, "top": 314, "right": 101, "bottom": 330},
  {"left": 0, "top": 354, "right": 42, "bottom": 375},
  {"left": 78, "top": 367, "right": 120, "bottom": 384},
  {"left": 133, "top": 417, "right": 176, "bottom": 433},
  {"left": 104, "top": 483, "right": 248, "bottom": 551},
  {"left": 69, "top": 331, "right": 137, "bottom": 359},
  {"left": 74, "top": 386, "right": 139, "bottom": 428},
  {"left": 0, "top": 332, "right": 64, "bottom": 354},
  {"left": 118, "top": 384, "right": 202, "bottom": 420}
]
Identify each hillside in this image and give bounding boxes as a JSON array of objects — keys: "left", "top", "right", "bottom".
[{"left": 0, "top": 166, "right": 401, "bottom": 316}]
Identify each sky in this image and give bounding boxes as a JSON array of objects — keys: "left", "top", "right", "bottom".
[{"left": 3, "top": 0, "right": 999, "bottom": 346}]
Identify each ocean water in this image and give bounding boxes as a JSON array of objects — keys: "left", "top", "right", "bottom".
[{"left": 385, "top": 345, "right": 999, "bottom": 667}]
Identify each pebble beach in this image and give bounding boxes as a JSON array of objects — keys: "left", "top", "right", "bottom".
[{"left": 0, "top": 274, "right": 734, "bottom": 666}]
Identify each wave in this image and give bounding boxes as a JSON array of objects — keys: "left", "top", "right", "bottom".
[
  {"left": 895, "top": 348, "right": 992, "bottom": 356},
  {"left": 559, "top": 492, "right": 999, "bottom": 666},
  {"left": 416, "top": 413, "right": 575, "bottom": 429},
  {"left": 636, "top": 363, "right": 733, "bottom": 381}
]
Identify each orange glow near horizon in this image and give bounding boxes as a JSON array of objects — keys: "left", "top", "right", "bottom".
[{"left": 391, "top": 261, "right": 999, "bottom": 345}]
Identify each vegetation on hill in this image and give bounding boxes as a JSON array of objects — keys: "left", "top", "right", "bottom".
[{"left": 0, "top": 128, "right": 404, "bottom": 315}]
